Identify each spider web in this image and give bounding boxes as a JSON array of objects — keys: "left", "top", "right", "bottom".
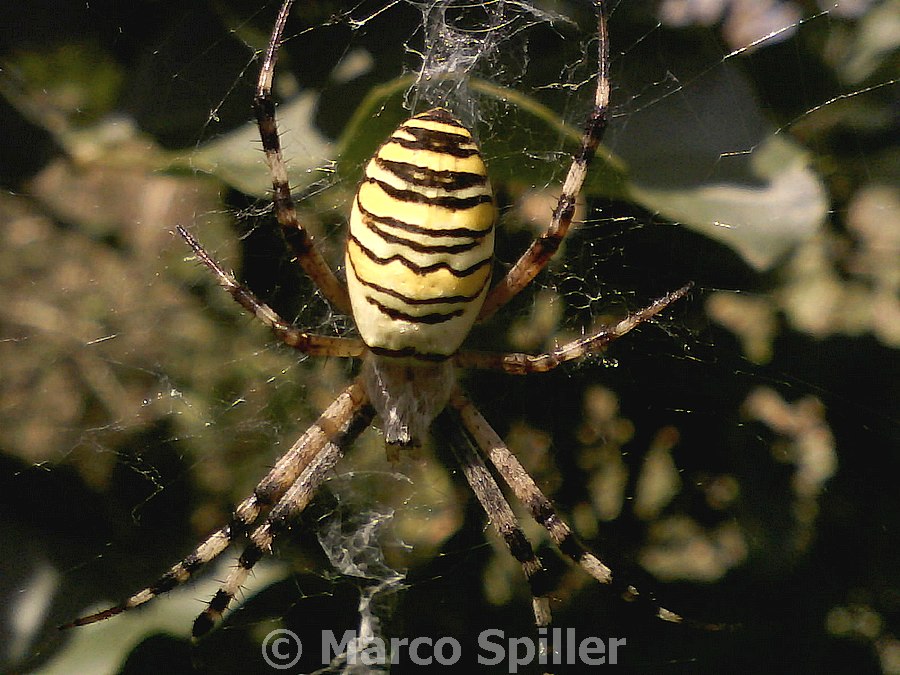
[{"left": 1, "top": 0, "right": 898, "bottom": 673}]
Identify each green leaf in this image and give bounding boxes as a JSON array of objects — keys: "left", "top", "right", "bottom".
[
  {"left": 187, "top": 69, "right": 827, "bottom": 271},
  {"left": 630, "top": 134, "right": 828, "bottom": 270},
  {"left": 187, "top": 92, "right": 334, "bottom": 198},
  {"left": 333, "top": 74, "right": 629, "bottom": 197},
  {"left": 45, "top": 560, "right": 286, "bottom": 675}
]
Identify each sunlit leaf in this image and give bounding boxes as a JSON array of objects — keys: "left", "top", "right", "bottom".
[
  {"left": 188, "top": 92, "right": 334, "bottom": 198},
  {"left": 333, "top": 74, "right": 629, "bottom": 197},
  {"left": 45, "top": 561, "right": 285, "bottom": 675},
  {"left": 630, "top": 135, "right": 828, "bottom": 270},
  {"left": 181, "top": 45, "right": 829, "bottom": 271}
]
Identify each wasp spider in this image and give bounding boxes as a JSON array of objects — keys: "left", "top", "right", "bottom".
[{"left": 63, "top": 0, "right": 691, "bottom": 639}]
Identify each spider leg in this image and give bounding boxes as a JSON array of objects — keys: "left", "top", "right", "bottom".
[
  {"left": 61, "top": 380, "right": 370, "bottom": 630},
  {"left": 458, "top": 283, "right": 691, "bottom": 374},
  {"left": 445, "top": 416, "right": 552, "bottom": 629},
  {"left": 178, "top": 226, "right": 365, "bottom": 358},
  {"left": 449, "top": 388, "right": 685, "bottom": 625},
  {"left": 478, "top": 0, "right": 609, "bottom": 321},
  {"left": 192, "top": 379, "right": 375, "bottom": 638},
  {"left": 255, "top": 0, "right": 352, "bottom": 315}
]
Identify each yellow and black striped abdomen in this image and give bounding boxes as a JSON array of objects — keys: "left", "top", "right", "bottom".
[{"left": 346, "top": 108, "right": 495, "bottom": 359}]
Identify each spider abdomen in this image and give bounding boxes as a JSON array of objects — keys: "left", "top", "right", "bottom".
[{"left": 346, "top": 108, "right": 496, "bottom": 359}]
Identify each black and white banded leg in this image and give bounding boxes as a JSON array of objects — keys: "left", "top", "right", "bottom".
[
  {"left": 478, "top": 0, "right": 610, "bottom": 321},
  {"left": 192, "top": 382, "right": 375, "bottom": 638},
  {"left": 446, "top": 419, "right": 553, "bottom": 629},
  {"left": 177, "top": 226, "right": 364, "bottom": 358},
  {"left": 458, "top": 283, "right": 692, "bottom": 374},
  {"left": 449, "top": 388, "right": 686, "bottom": 625},
  {"left": 63, "top": 379, "right": 372, "bottom": 630},
  {"left": 254, "top": 0, "right": 352, "bottom": 315}
]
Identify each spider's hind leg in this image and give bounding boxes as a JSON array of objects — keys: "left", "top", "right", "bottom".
[
  {"left": 477, "top": 0, "right": 610, "bottom": 321},
  {"left": 253, "top": 0, "right": 351, "bottom": 315}
]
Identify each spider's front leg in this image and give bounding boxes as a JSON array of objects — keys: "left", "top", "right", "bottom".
[
  {"left": 449, "top": 389, "right": 687, "bottom": 626},
  {"left": 192, "top": 379, "right": 374, "bottom": 638},
  {"left": 61, "top": 380, "right": 372, "bottom": 630},
  {"left": 444, "top": 417, "right": 553, "bottom": 629}
]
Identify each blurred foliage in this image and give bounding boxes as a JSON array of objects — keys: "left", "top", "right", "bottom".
[{"left": 0, "top": 0, "right": 897, "bottom": 673}]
